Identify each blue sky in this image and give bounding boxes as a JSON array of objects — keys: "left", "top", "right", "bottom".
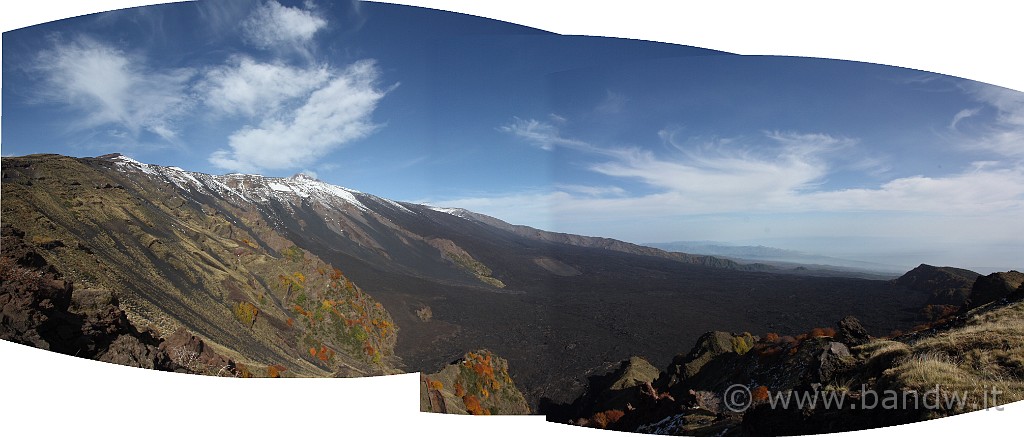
[{"left": 3, "top": 0, "right": 1023, "bottom": 272}]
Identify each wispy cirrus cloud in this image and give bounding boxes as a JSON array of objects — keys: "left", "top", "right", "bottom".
[
  {"left": 33, "top": 36, "right": 195, "bottom": 143},
  {"left": 209, "top": 60, "right": 393, "bottom": 172},
  {"left": 804, "top": 163, "right": 1024, "bottom": 214},
  {"left": 597, "top": 131, "right": 848, "bottom": 204},
  {"left": 949, "top": 107, "right": 982, "bottom": 130},
  {"left": 240, "top": 0, "right": 326, "bottom": 55},
  {"left": 430, "top": 115, "right": 1024, "bottom": 256},
  {"left": 595, "top": 90, "right": 627, "bottom": 114},
  {"left": 957, "top": 83, "right": 1024, "bottom": 157},
  {"left": 498, "top": 117, "right": 593, "bottom": 151},
  {"left": 554, "top": 184, "right": 627, "bottom": 197}
]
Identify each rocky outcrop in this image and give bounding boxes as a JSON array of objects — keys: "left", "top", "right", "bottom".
[
  {"left": 1, "top": 225, "right": 177, "bottom": 371},
  {"left": 159, "top": 328, "right": 239, "bottom": 376},
  {"left": 557, "top": 356, "right": 661, "bottom": 422},
  {"left": 420, "top": 350, "right": 530, "bottom": 415},
  {"left": 656, "top": 331, "right": 757, "bottom": 393},
  {"left": 836, "top": 315, "right": 870, "bottom": 346},
  {"left": 966, "top": 270, "right": 1024, "bottom": 309}
]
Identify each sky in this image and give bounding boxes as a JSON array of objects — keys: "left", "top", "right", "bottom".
[{"left": 2, "top": 0, "right": 1023, "bottom": 272}]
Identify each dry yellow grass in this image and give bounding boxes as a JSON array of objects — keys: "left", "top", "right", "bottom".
[
  {"left": 853, "top": 339, "right": 912, "bottom": 373},
  {"left": 882, "top": 301, "right": 1024, "bottom": 412}
]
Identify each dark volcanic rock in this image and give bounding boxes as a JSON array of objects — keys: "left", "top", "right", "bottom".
[
  {"left": 1, "top": 224, "right": 177, "bottom": 371},
  {"left": 159, "top": 328, "right": 237, "bottom": 375},
  {"left": 652, "top": 331, "right": 760, "bottom": 401},
  {"left": 816, "top": 341, "right": 854, "bottom": 383},
  {"left": 967, "top": 271, "right": 1024, "bottom": 309},
  {"left": 563, "top": 356, "right": 661, "bottom": 420},
  {"left": 98, "top": 334, "right": 173, "bottom": 370},
  {"left": 836, "top": 316, "right": 870, "bottom": 346}
]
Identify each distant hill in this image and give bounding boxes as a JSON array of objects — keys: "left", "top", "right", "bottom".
[
  {"left": 648, "top": 241, "right": 907, "bottom": 275},
  {"left": 893, "top": 264, "right": 980, "bottom": 306}
]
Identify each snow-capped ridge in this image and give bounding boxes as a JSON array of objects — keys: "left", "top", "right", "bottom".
[
  {"left": 105, "top": 154, "right": 369, "bottom": 212},
  {"left": 428, "top": 206, "right": 476, "bottom": 220}
]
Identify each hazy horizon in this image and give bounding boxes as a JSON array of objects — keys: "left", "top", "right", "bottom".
[{"left": 3, "top": 0, "right": 1022, "bottom": 273}]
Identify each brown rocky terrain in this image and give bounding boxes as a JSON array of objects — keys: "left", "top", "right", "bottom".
[{"left": 551, "top": 270, "right": 1024, "bottom": 435}]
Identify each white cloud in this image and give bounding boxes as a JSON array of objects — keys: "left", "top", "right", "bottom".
[
  {"left": 498, "top": 117, "right": 593, "bottom": 151},
  {"left": 554, "top": 184, "right": 627, "bottom": 197},
  {"left": 595, "top": 90, "right": 627, "bottom": 114},
  {"left": 588, "top": 131, "right": 844, "bottom": 208},
  {"left": 34, "top": 36, "right": 194, "bottom": 142},
  {"left": 209, "top": 60, "right": 390, "bottom": 172},
  {"left": 949, "top": 107, "right": 981, "bottom": 129},
  {"left": 200, "top": 56, "right": 330, "bottom": 117},
  {"left": 803, "top": 164, "right": 1024, "bottom": 214},
  {"left": 240, "top": 0, "right": 326, "bottom": 53},
  {"left": 959, "top": 83, "right": 1024, "bottom": 157},
  {"left": 440, "top": 124, "right": 1024, "bottom": 249}
]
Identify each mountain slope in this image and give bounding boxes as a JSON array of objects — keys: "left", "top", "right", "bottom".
[
  {"left": 3, "top": 153, "right": 939, "bottom": 409},
  {"left": 435, "top": 208, "right": 776, "bottom": 272},
  {"left": 2, "top": 154, "right": 397, "bottom": 376}
]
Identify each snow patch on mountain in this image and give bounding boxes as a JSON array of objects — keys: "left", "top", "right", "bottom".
[
  {"left": 108, "top": 155, "right": 369, "bottom": 212},
  {"left": 428, "top": 206, "right": 474, "bottom": 220}
]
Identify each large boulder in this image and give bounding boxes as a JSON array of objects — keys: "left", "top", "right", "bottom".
[
  {"left": 816, "top": 341, "right": 855, "bottom": 383},
  {"left": 574, "top": 356, "right": 661, "bottom": 416},
  {"left": 836, "top": 316, "right": 870, "bottom": 346},
  {"left": 658, "top": 331, "right": 750, "bottom": 389}
]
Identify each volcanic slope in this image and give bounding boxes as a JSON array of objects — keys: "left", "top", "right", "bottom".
[{"left": 2, "top": 154, "right": 935, "bottom": 407}]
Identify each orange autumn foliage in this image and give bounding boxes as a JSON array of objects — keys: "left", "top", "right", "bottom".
[
  {"left": 809, "top": 327, "right": 837, "bottom": 338},
  {"left": 317, "top": 346, "right": 333, "bottom": 361},
  {"left": 267, "top": 364, "right": 287, "bottom": 378},
  {"left": 454, "top": 381, "right": 466, "bottom": 397},
  {"left": 309, "top": 347, "right": 318, "bottom": 357},
  {"left": 764, "top": 332, "right": 780, "bottom": 343},
  {"left": 752, "top": 385, "right": 770, "bottom": 402},
  {"left": 463, "top": 395, "right": 487, "bottom": 415},
  {"left": 591, "top": 409, "right": 625, "bottom": 429}
]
